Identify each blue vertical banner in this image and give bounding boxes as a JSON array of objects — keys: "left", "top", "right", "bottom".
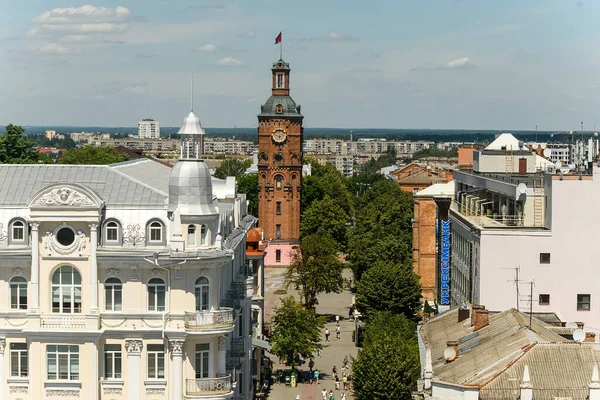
[{"left": 440, "top": 220, "right": 451, "bottom": 305}]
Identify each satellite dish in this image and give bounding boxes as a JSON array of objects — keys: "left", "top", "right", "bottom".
[
  {"left": 516, "top": 183, "right": 527, "bottom": 196},
  {"left": 443, "top": 347, "right": 458, "bottom": 362},
  {"left": 595, "top": 132, "right": 598, "bottom": 137},
  {"left": 543, "top": 148, "right": 552, "bottom": 158},
  {"left": 532, "top": 142, "right": 538, "bottom": 149},
  {"left": 555, "top": 161, "right": 562, "bottom": 169},
  {"left": 573, "top": 329, "right": 586, "bottom": 343},
  {"left": 518, "top": 141, "right": 524, "bottom": 149}
]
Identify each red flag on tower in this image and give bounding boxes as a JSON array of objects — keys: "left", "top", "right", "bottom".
[{"left": 275, "top": 32, "right": 282, "bottom": 44}]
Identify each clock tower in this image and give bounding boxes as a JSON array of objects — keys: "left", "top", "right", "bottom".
[{"left": 257, "top": 58, "right": 303, "bottom": 266}]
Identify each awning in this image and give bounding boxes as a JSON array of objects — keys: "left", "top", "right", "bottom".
[{"left": 252, "top": 338, "right": 272, "bottom": 351}]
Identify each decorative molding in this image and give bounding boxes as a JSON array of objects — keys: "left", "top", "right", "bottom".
[
  {"left": 30, "top": 222, "right": 39, "bottom": 230},
  {"left": 46, "top": 389, "right": 80, "bottom": 397},
  {"left": 146, "top": 388, "right": 165, "bottom": 396},
  {"left": 106, "top": 268, "right": 120, "bottom": 278},
  {"left": 130, "top": 265, "right": 138, "bottom": 281},
  {"left": 169, "top": 340, "right": 184, "bottom": 355},
  {"left": 123, "top": 224, "right": 145, "bottom": 245},
  {"left": 218, "top": 335, "right": 228, "bottom": 351},
  {"left": 0, "top": 223, "right": 7, "bottom": 243},
  {"left": 9, "top": 386, "right": 28, "bottom": 394},
  {"left": 11, "top": 267, "right": 25, "bottom": 277},
  {"left": 173, "top": 266, "right": 182, "bottom": 280},
  {"left": 35, "top": 187, "right": 94, "bottom": 207},
  {"left": 150, "top": 268, "right": 163, "bottom": 278},
  {"left": 125, "top": 339, "right": 143, "bottom": 355},
  {"left": 44, "top": 229, "right": 87, "bottom": 256},
  {"left": 0, "top": 338, "right": 5, "bottom": 353},
  {"left": 103, "top": 387, "right": 122, "bottom": 395},
  {"left": 198, "top": 268, "right": 210, "bottom": 275},
  {"left": 89, "top": 223, "right": 98, "bottom": 231}
]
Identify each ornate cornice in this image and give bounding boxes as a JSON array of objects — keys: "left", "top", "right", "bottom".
[
  {"left": 11, "top": 267, "right": 25, "bottom": 277},
  {"left": 169, "top": 340, "right": 184, "bottom": 355},
  {"left": 125, "top": 339, "right": 143, "bottom": 355},
  {"left": 106, "top": 268, "right": 120, "bottom": 278},
  {"left": 34, "top": 187, "right": 94, "bottom": 207}
]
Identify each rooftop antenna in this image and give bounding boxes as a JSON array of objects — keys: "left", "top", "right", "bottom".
[
  {"left": 535, "top": 124, "right": 538, "bottom": 142},
  {"left": 503, "top": 266, "right": 522, "bottom": 311}
]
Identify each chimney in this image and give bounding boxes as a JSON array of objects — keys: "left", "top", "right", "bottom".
[
  {"left": 520, "top": 365, "right": 533, "bottom": 400},
  {"left": 585, "top": 332, "right": 597, "bottom": 343},
  {"left": 458, "top": 304, "right": 470, "bottom": 323},
  {"left": 471, "top": 305, "right": 489, "bottom": 331},
  {"left": 577, "top": 321, "right": 585, "bottom": 329},
  {"left": 590, "top": 364, "right": 600, "bottom": 400},
  {"left": 518, "top": 158, "right": 527, "bottom": 175},
  {"left": 446, "top": 340, "right": 458, "bottom": 353}
]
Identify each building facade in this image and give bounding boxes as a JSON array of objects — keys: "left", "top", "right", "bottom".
[
  {"left": 0, "top": 109, "right": 256, "bottom": 399},
  {"left": 257, "top": 58, "right": 303, "bottom": 266},
  {"left": 138, "top": 119, "right": 160, "bottom": 139}
]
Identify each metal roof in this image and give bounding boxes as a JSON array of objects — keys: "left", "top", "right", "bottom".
[
  {"left": 177, "top": 111, "right": 205, "bottom": 135},
  {"left": 110, "top": 159, "right": 172, "bottom": 194},
  {"left": 0, "top": 164, "right": 167, "bottom": 207},
  {"left": 258, "top": 95, "right": 303, "bottom": 118}
]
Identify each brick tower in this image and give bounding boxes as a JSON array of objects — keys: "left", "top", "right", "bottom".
[{"left": 257, "top": 58, "right": 303, "bottom": 266}]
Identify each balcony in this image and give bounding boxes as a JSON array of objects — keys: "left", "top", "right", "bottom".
[
  {"left": 40, "top": 315, "right": 87, "bottom": 329},
  {"left": 184, "top": 308, "right": 235, "bottom": 334},
  {"left": 185, "top": 375, "right": 233, "bottom": 398}
]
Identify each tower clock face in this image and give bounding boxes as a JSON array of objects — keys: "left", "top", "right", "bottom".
[{"left": 272, "top": 129, "right": 287, "bottom": 144}]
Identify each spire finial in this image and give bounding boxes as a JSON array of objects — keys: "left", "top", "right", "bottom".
[{"left": 190, "top": 73, "right": 194, "bottom": 112}]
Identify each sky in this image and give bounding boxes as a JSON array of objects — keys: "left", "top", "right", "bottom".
[{"left": 1, "top": 0, "right": 599, "bottom": 130}]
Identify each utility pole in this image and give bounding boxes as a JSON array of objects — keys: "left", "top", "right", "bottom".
[{"left": 519, "top": 280, "right": 535, "bottom": 328}]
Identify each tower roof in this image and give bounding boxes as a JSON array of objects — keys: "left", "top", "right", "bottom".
[
  {"left": 258, "top": 95, "right": 302, "bottom": 118},
  {"left": 177, "top": 111, "right": 205, "bottom": 136},
  {"left": 272, "top": 58, "right": 290, "bottom": 70}
]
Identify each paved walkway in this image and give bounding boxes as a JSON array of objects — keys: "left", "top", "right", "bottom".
[{"left": 263, "top": 268, "right": 358, "bottom": 400}]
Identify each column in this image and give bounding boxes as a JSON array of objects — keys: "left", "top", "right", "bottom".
[
  {"left": 125, "top": 340, "right": 143, "bottom": 400},
  {"left": 89, "top": 223, "right": 98, "bottom": 313},
  {"left": 217, "top": 336, "right": 227, "bottom": 376},
  {"left": 30, "top": 223, "right": 40, "bottom": 313},
  {"left": 0, "top": 339, "right": 4, "bottom": 400},
  {"left": 170, "top": 341, "right": 184, "bottom": 400}
]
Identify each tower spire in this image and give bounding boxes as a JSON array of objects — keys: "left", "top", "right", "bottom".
[{"left": 191, "top": 73, "right": 194, "bottom": 112}]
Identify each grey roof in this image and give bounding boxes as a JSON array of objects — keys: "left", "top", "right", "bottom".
[
  {"left": 177, "top": 111, "right": 206, "bottom": 136},
  {"left": 420, "top": 307, "right": 567, "bottom": 387},
  {"left": 480, "top": 343, "right": 600, "bottom": 399},
  {"left": 110, "top": 159, "right": 172, "bottom": 193},
  {"left": 0, "top": 164, "right": 167, "bottom": 207},
  {"left": 258, "top": 95, "right": 303, "bottom": 118},
  {"left": 168, "top": 160, "right": 218, "bottom": 215}
]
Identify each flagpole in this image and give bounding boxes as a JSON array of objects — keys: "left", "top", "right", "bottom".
[{"left": 280, "top": 34, "right": 283, "bottom": 59}]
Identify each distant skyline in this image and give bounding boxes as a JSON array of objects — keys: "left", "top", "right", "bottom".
[{"left": 1, "top": 1, "right": 599, "bottom": 130}]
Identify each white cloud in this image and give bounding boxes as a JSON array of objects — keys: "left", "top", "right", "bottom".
[
  {"left": 217, "top": 57, "right": 245, "bottom": 66},
  {"left": 239, "top": 31, "right": 255, "bottom": 38},
  {"left": 443, "top": 57, "right": 470, "bottom": 69},
  {"left": 32, "top": 5, "right": 130, "bottom": 24},
  {"left": 38, "top": 43, "right": 75, "bottom": 55},
  {"left": 123, "top": 86, "right": 145, "bottom": 94},
  {"left": 59, "top": 34, "right": 92, "bottom": 43},
  {"left": 199, "top": 44, "right": 217, "bottom": 52}
]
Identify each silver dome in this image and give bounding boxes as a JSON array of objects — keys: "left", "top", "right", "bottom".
[{"left": 168, "top": 159, "right": 218, "bottom": 216}]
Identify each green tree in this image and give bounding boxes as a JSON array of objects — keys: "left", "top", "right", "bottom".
[
  {"left": 352, "top": 312, "right": 420, "bottom": 400},
  {"left": 355, "top": 261, "right": 422, "bottom": 322},
  {"left": 270, "top": 296, "right": 326, "bottom": 368},
  {"left": 214, "top": 158, "right": 252, "bottom": 179},
  {"left": 300, "top": 195, "right": 349, "bottom": 249},
  {"left": 285, "top": 233, "right": 344, "bottom": 309},
  {"left": 236, "top": 173, "right": 258, "bottom": 217},
  {"left": 0, "top": 124, "right": 44, "bottom": 164},
  {"left": 302, "top": 160, "right": 353, "bottom": 216},
  {"left": 58, "top": 146, "right": 129, "bottom": 165}
]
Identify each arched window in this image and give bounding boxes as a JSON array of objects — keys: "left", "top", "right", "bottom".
[
  {"left": 200, "top": 225, "right": 207, "bottom": 246},
  {"left": 10, "top": 276, "right": 27, "bottom": 310},
  {"left": 275, "top": 176, "right": 283, "bottom": 190},
  {"left": 195, "top": 277, "right": 210, "bottom": 311},
  {"left": 9, "top": 219, "right": 28, "bottom": 245},
  {"left": 147, "top": 278, "right": 166, "bottom": 312},
  {"left": 275, "top": 104, "right": 283, "bottom": 113},
  {"left": 104, "top": 220, "right": 121, "bottom": 245},
  {"left": 187, "top": 225, "right": 196, "bottom": 246},
  {"left": 146, "top": 219, "right": 165, "bottom": 245},
  {"left": 105, "top": 278, "right": 122, "bottom": 312},
  {"left": 52, "top": 266, "right": 82, "bottom": 313}
]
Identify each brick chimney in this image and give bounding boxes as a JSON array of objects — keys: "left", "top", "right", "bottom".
[
  {"left": 458, "top": 304, "right": 470, "bottom": 323},
  {"left": 585, "top": 332, "right": 597, "bottom": 343},
  {"left": 471, "top": 305, "right": 489, "bottom": 331}
]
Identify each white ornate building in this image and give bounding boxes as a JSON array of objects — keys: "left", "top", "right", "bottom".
[{"left": 0, "top": 108, "right": 257, "bottom": 399}]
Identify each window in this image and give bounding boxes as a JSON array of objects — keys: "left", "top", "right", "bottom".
[
  {"left": 539, "top": 294, "right": 550, "bottom": 305},
  {"left": 52, "top": 266, "right": 82, "bottom": 313},
  {"left": 275, "top": 250, "right": 281, "bottom": 263},
  {"left": 578, "top": 294, "right": 591, "bottom": 311},
  {"left": 276, "top": 104, "right": 283, "bottom": 114},
  {"left": 195, "top": 277, "right": 210, "bottom": 311},
  {"left": 149, "top": 221, "right": 163, "bottom": 242},
  {"left": 105, "top": 221, "right": 119, "bottom": 243},
  {"left": 540, "top": 253, "right": 551, "bottom": 264},
  {"left": 10, "top": 276, "right": 27, "bottom": 310},
  {"left": 195, "top": 344, "right": 209, "bottom": 379},
  {"left": 276, "top": 224, "right": 281, "bottom": 239},
  {"left": 275, "top": 176, "right": 282, "bottom": 190},
  {"left": 10, "top": 343, "right": 27, "bottom": 377},
  {"left": 104, "top": 344, "right": 122, "bottom": 379},
  {"left": 200, "top": 225, "right": 207, "bottom": 245},
  {"left": 148, "top": 278, "right": 166, "bottom": 312},
  {"left": 238, "top": 309, "right": 244, "bottom": 337},
  {"left": 105, "top": 278, "right": 122, "bottom": 312},
  {"left": 56, "top": 227, "right": 76, "bottom": 247},
  {"left": 276, "top": 202, "right": 281, "bottom": 215},
  {"left": 47, "top": 345, "right": 79, "bottom": 380},
  {"left": 276, "top": 74, "right": 284, "bottom": 88},
  {"left": 188, "top": 225, "right": 196, "bottom": 245},
  {"left": 11, "top": 220, "right": 25, "bottom": 241},
  {"left": 147, "top": 344, "right": 165, "bottom": 379}
]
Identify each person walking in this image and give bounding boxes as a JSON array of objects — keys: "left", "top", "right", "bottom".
[
  {"left": 335, "top": 374, "right": 341, "bottom": 390},
  {"left": 325, "top": 328, "right": 330, "bottom": 342},
  {"left": 308, "top": 369, "right": 314, "bottom": 385},
  {"left": 342, "top": 373, "right": 348, "bottom": 390},
  {"left": 332, "top": 365, "right": 337, "bottom": 377},
  {"left": 317, "top": 348, "right": 322, "bottom": 358},
  {"left": 335, "top": 314, "right": 340, "bottom": 326},
  {"left": 341, "top": 365, "right": 346, "bottom": 376},
  {"left": 329, "top": 390, "right": 335, "bottom": 400},
  {"left": 321, "top": 388, "right": 327, "bottom": 400},
  {"left": 314, "top": 368, "right": 320, "bottom": 385},
  {"left": 309, "top": 359, "right": 315, "bottom": 371},
  {"left": 336, "top": 325, "right": 341, "bottom": 339},
  {"left": 341, "top": 392, "right": 347, "bottom": 400}
]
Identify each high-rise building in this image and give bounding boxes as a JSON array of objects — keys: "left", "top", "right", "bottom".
[
  {"left": 138, "top": 118, "right": 160, "bottom": 139},
  {"left": 257, "top": 58, "right": 303, "bottom": 266}
]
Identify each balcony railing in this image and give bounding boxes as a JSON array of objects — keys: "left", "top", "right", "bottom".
[
  {"left": 184, "top": 308, "right": 234, "bottom": 331},
  {"left": 229, "top": 337, "right": 245, "bottom": 358},
  {"left": 186, "top": 375, "right": 232, "bottom": 396},
  {"left": 40, "top": 315, "right": 86, "bottom": 329}
]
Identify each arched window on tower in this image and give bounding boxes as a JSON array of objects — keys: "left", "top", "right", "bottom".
[
  {"left": 275, "top": 176, "right": 283, "bottom": 190},
  {"left": 276, "top": 104, "right": 283, "bottom": 114},
  {"left": 276, "top": 74, "right": 284, "bottom": 89}
]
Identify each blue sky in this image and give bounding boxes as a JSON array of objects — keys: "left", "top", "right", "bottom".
[{"left": 1, "top": 0, "right": 599, "bottom": 130}]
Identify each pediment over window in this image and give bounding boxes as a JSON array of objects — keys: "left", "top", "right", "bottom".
[{"left": 27, "top": 183, "right": 104, "bottom": 210}]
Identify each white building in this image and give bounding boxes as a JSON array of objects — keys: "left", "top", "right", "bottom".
[
  {"left": 0, "top": 108, "right": 258, "bottom": 399},
  {"left": 448, "top": 133, "right": 600, "bottom": 333},
  {"left": 138, "top": 119, "right": 160, "bottom": 139}
]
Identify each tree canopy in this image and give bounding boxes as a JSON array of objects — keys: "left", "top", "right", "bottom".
[
  {"left": 58, "top": 145, "right": 129, "bottom": 165},
  {"left": 236, "top": 173, "right": 258, "bottom": 217},
  {"left": 300, "top": 195, "right": 349, "bottom": 249},
  {"left": 355, "top": 261, "right": 422, "bottom": 323},
  {"left": 213, "top": 158, "right": 252, "bottom": 179},
  {"left": 351, "top": 312, "right": 420, "bottom": 400},
  {"left": 285, "top": 233, "right": 344, "bottom": 309},
  {"left": 270, "top": 296, "right": 326, "bottom": 367},
  {"left": 0, "top": 124, "right": 45, "bottom": 164},
  {"left": 302, "top": 160, "right": 353, "bottom": 216}
]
